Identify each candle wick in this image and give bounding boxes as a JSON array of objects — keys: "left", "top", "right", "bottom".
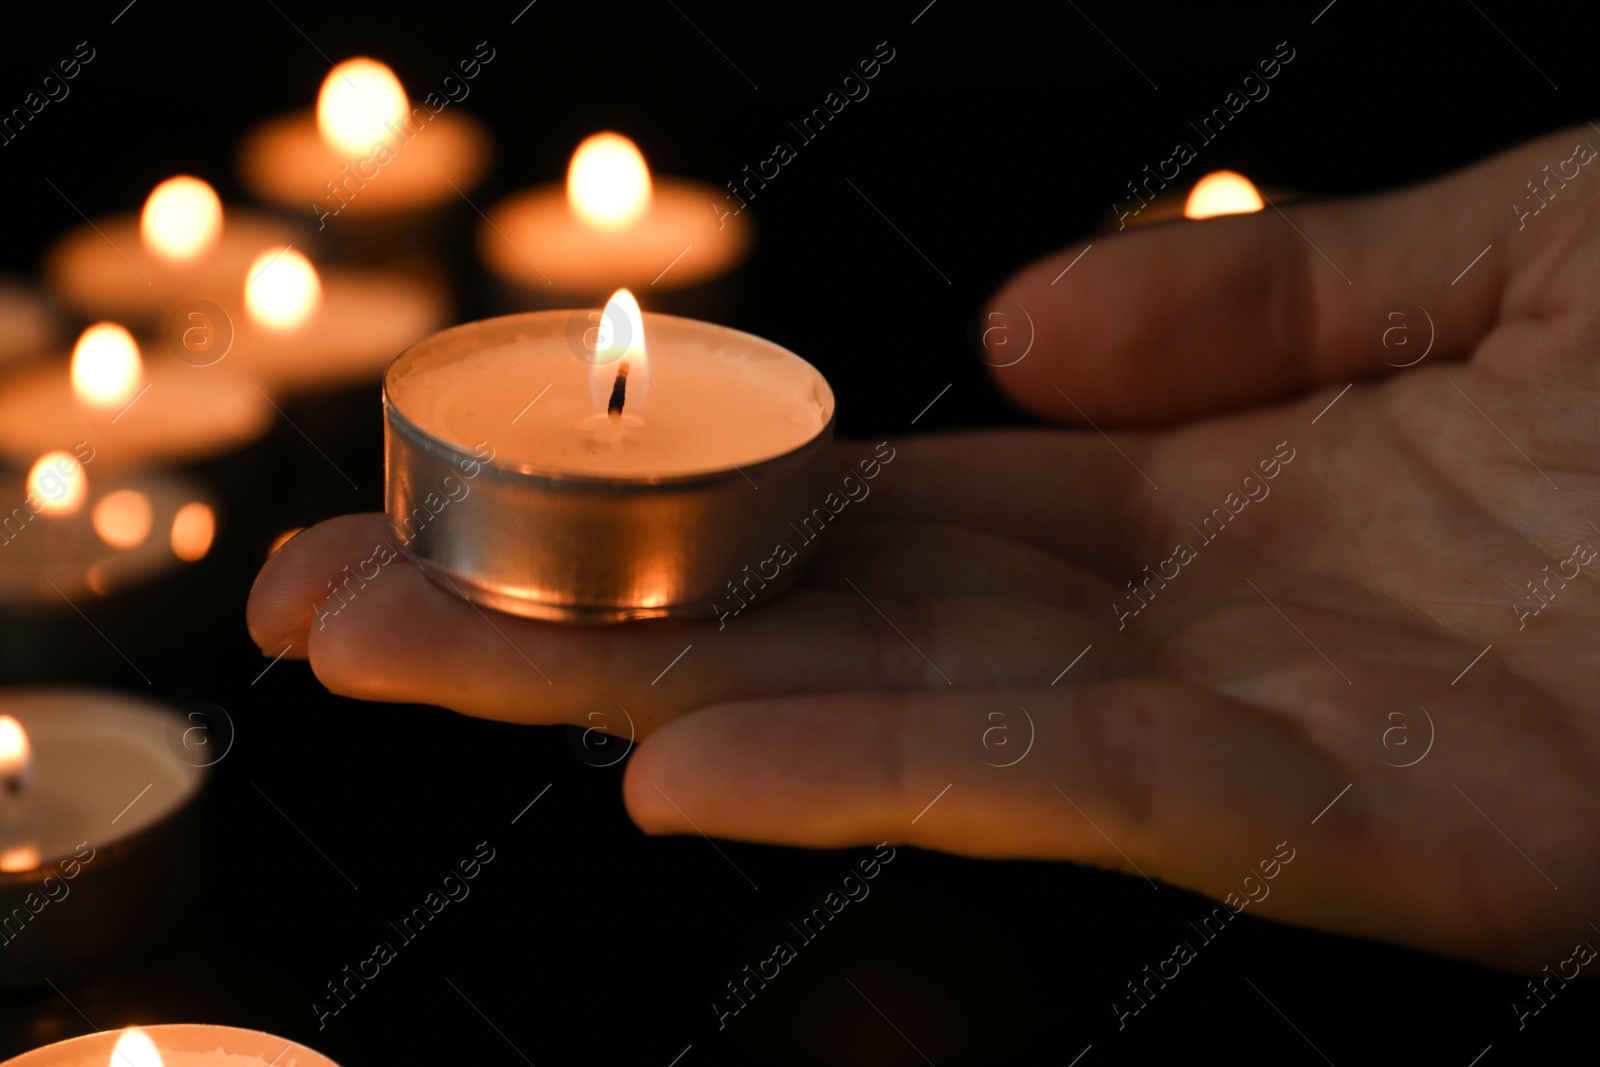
[{"left": 607, "top": 362, "right": 630, "bottom": 422}]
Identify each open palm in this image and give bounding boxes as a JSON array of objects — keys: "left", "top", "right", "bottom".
[{"left": 248, "top": 124, "right": 1600, "bottom": 971}]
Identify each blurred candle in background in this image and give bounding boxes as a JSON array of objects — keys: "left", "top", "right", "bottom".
[
  {"left": 43, "top": 177, "right": 299, "bottom": 326},
  {"left": 223, "top": 244, "right": 446, "bottom": 396},
  {"left": 0, "top": 322, "right": 271, "bottom": 470},
  {"left": 237, "top": 56, "right": 491, "bottom": 223},
  {"left": 0, "top": 461, "right": 217, "bottom": 602},
  {"left": 1183, "top": 169, "right": 1268, "bottom": 218},
  {"left": 1109, "top": 168, "right": 1286, "bottom": 229},
  {"left": 478, "top": 132, "right": 751, "bottom": 307},
  {"left": 0, "top": 696, "right": 213, "bottom": 994}
]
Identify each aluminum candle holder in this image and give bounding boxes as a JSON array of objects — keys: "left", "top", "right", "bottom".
[
  {"left": 0, "top": 689, "right": 210, "bottom": 992},
  {"left": 384, "top": 308, "right": 836, "bottom": 623}
]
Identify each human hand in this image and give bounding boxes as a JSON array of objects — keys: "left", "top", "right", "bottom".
[{"left": 247, "top": 123, "right": 1600, "bottom": 971}]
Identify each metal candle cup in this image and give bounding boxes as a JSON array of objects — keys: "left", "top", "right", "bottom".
[
  {"left": 0, "top": 689, "right": 211, "bottom": 992},
  {"left": 384, "top": 308, "right": 835, "bottom": 623}
]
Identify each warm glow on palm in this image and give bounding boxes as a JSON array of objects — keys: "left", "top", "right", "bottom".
[{"left": 250, "top": 124, "right": 1600, "bottom": 971}]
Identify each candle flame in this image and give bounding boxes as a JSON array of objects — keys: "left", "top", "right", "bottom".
[
  {"left": 171, "top": 501, "right": 216, "bottom": 561},
  {"left": 0, "top": 845, "right": 41, "bottom": 872},
  {"left": 1184, "top": 170, "right": 1265, "bottom": 219},
  {"left": 0, "top": 715, "right": 29, "bottom": 775},
  {"left": 246, "top": 247, "right": 322, "bottom": 331},
  {"left": 111, "top": 1029, "right": 164, "bottom": 1067},
  {"left": 71, "top": 323, "right": 144, "bottom": 409},
  {"left": 318, "top": 58, "right": 410, "bottom": 156},
  {"left": 93, "top": 489, "right": 154, "bottom": 549},
  {"left": 590, "top": 289, "right": 650, "bottom": 415},
  {"left": 28, "top": 451, "right": 88, "bottom": 516},
  {"left": 568, "top": 133, "right": 653, "bottom": 230},
  {"left": 140, "top": 176, "right": 223, "bottom": 262}
]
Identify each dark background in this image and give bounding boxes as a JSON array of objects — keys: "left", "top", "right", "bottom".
[{"left": 2, "top": 1, "right": 1597, "bottom": 1063}]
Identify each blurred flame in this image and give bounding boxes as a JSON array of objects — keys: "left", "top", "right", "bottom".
[
  {"left": 568, "top": 133, "right": 652, "bottom": 230},
  {"left": 0, "top": 845, "right": 40, "bottom": 872},
  {"left": 1184, "top": 170, "right": 1265, "bottom": 219},
  {"left": 111, "top": 1029, "right": 164, "bottom": 1067},
  {"left": 71, "top": 323, "right": 144, "bottom": 410},
  {"left": 28, "top": 452, "right": 87, "bottom": 516},
  {"left": 93, "top": 489, "right": 153, "bottom": 549},
  {"left": 140, "top": 176, "right": 223, "bottom": 262},
  {"left": 245, "top": 247, "right": 321, "bottom": 331},
  {"left": 170, "top": 502, "right": 215, "bottom": 561},
  {"left": 0, "top": 715, "right": 29, "bottom": 775},
  {"left": 590, "top": 289, "right": 650, "bottom": 415},
  {"left": 318, "top": 58, "right": 409, "bottom": 156}
]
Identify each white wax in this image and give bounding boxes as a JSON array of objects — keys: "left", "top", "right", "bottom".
[
  {"left": 0, "top": 357, "right": 272, "bottom": 470},
  {"left": 389, "top": 313, "right": 831, "bottom": 477},
  {"left": 480, "top": 178, "right": 751, "bottom": 294},
  {"left": 0, "top": 690, "right": 203, "bottom": 866},
  {"left": 237, "top": 109, "right": 489, "bottom": 216},
  {"left": 0, "top": 470, "right": 214, "bottom": 604},
  {"left": 43, "top": 211, "right": 300, "bottom": 325},
  {"left": 0, "top": 1024, "right": 341, "bottom": 1067}
]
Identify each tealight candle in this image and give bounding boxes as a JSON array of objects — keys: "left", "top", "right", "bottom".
[
  {"left": 1109, "top": 169, "right": 1293, "bottom": 229},
  {"left": 0, "top": 1024, "right": 340, "bottom": 1066},
  {"left": 1182, "top": 169, "right": 1268, "bottom": 218},
  {"left": 237, "top": 56, "right": 490, "bottom": 221},
  {"left": 43, "top": 176, "right": 299, "bottom": 326},
  {"left": 0, "top": 692, "right": 209, "bottom": 990},
  {"left": 385, "top": 290, "right": 833, "bottom": 621},
  {"left": 0, "top": 460, "right": 217, "bottom": 604},
  {"left": 478, "top": 132, "right": 751, "bottom": 302},
  {"left": 0, "top": 458, "right": 219, "bottom": 681},
  {"left": 0, "top": 323, "right": 272, "bottom": 470},
  {"left": 222, "top": 247, "right": 447, "bottom": 396}
]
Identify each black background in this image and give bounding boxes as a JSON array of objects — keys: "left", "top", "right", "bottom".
[{"left": 2, "top": 1, "right": 1598, "bottom": 1063}]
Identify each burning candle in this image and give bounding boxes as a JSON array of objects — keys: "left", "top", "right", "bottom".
[
  {"left": 385, "top": 289, "right": 833, "bottom": 621},
  {"left": 223, "top": 245, "right": 447, "bottom": 396},
  {"left": 1109, "top": 169, "right": 1288, "bottom": 229},
  {"left": 0, "top": 322, "right": 271, "bottom": 470},
  {"left": 237, "top": 56, "right": 490, "bottom": 221},
  {"left": 478, "top": 133, "right": 751, "bottom": 302},
  {"left": 0, "top": 1024, "right": 341, "bottom": 1066},
  {"left": 0, "top": 460, "right": 217, "bottom": 603},
  {"left": 0, "top": 459, "right": 220, "bottom": 680},
  {"left": 29, "top": 450, "right": 87, "bottom": 516},
  {"left": 0, "top": 714, "right": 30, "bottom": 818},
  {"left": 1183, "top": 169, "right": 1268, "bottom": 218},
  {"left": 0, "top": 694, "right": 202, "bottom": 864},
  {"left": 43, "top": 176, "right": 299, "bottom": 325},
  {"left": 0, "top": 693, "right": 211, "bottom": 991}
]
